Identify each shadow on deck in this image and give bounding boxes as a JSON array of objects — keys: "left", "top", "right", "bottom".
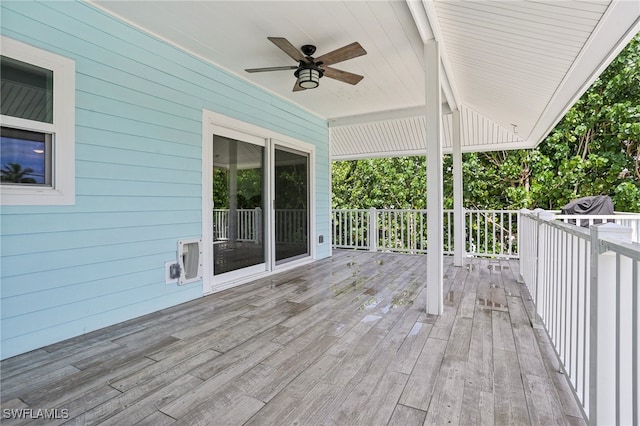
[{"left": 0, "top": 250, "right": 584, "bottom": 425}]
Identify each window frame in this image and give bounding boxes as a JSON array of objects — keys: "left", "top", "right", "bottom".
[{"left": 1, "top": 36, "right": 75, "bottom": 205}]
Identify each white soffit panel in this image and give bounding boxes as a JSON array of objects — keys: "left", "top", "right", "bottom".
[
  {"left": 330, "top": 105, "right": 526, "bottom": 160},
  {"left": 433, "top": 0, "right": 639, "bottom": 146}
]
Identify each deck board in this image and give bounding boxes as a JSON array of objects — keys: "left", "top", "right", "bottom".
[{"left": 0, "top": 251, "right": 583, "bottom": 425}]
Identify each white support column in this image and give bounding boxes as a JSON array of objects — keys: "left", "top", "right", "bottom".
[
  {"left": 452, "top": 109, "right": 464, "bottom": 266},
  {"left": 425, "top": 40, "right": 443, "bottom": 315}
]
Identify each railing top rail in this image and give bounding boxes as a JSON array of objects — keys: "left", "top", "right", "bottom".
[
  {"left": 555, "top": 214, "right": 640, "bottom": 219},
  {"left": 549, "top": 209, "right": 640, "bottom": 216},
  {"left": 465, "top": 209, "right": 520, "bottom": 213},
  {"left": 332, "top": 208, "right": 519, "bottom": 213},
  {"left": 526, "top": 212, "right": 592, "bottom": 240},
  {"left": 520, "top": 210, "right": 549, "bottom": 219},
  {"left": 213, "top": 208, "right": 261, "bottom": 211},
  {"left": 377, "top": 209, "right": 430, "bottom": 213},
  {"left": 599, "top": 237, "right": 640, "bottom": 260},
  {"left": 214, "top": 208, "right": 305, "bottom": 211},
  {"left": 332, "top": 208, "right": 429, "bottom": 211}
]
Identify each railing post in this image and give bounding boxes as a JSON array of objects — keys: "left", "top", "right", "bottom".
[
  {"left": 369, "top": 207, "right": 378, "bottom": 252},
  {"left": 254, "top": 207, "right": 262, "bottom": 244},
  {"left": 589, "top": 223, "right": 633, "bottom": 425}
]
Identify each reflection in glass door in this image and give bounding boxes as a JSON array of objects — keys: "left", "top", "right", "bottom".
[
  {"left": 212, "top": 135, "right": 265, "bottom": 275},
  {"left": 274, "top": 147, "right": 309, "bottom": 263}
]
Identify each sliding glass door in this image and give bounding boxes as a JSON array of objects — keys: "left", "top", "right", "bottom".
[
  {"left": 205, "top": 116, "right": 313, "bottom": 293},
  {"left": 212, "top": 135, "right": 265, "bottom": 276},
  {"left": 274, "top": 146, "right": 309, "bottom": 264}
]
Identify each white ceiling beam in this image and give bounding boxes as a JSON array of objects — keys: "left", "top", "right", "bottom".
[
  {"left": 406, "top": 0, "right": 434, "bottom": 41},
  {"left": 407, "top": 0, "right": 459, "bottom": 112},
  {"left": 328, "top": 105, "right": 427, "bottom": 127},
  {"left": 421, "top": 0, "right": 461, "bottom": 112}
]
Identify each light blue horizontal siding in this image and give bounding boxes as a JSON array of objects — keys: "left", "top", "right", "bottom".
[
  {"left": 1, "top": 286, "right": 197, "bottom": 358},
  {"left": 1, "top": 223, "right": 200, "bottom": 258},
  {"left": 2, "top": 239, "right": 180, "bottom": 278},
  {"left": 1, "top": 196, "right": 202, "bottom": 216},
  {"left": 315, "top": 153, "right": 332, "bottom": 259},
  {"left": 1, "top": 211, "right": 202, "bottom": 236},
  {"left": 3, "top": 259, "right": 172, "bottom": 314},
  {"left": 76, "top": 162, "right": 202, "bottom": 186},
  {"left": 1, "top": 0, "right": 330, "bottom": 359}
]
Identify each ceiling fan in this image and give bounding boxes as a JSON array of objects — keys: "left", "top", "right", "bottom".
[{"left": 245, "top": 37, "right": 367, "bottom": 91}]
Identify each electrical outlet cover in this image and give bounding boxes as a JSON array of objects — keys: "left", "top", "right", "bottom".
[{"left": 165, "top": 261, "right": 178, "bottom": 284}]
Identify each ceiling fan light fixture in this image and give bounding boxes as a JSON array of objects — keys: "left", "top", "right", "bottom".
[
  {"left": 249, "top": 38, "right": 366, "bottom": 92},
  {"left": 296, "top": 67, "right": 321, "bottom": 89}
]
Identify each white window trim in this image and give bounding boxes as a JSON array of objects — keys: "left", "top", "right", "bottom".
[{"left": 1, "top": 36, "right": 75, "bottom": 205}]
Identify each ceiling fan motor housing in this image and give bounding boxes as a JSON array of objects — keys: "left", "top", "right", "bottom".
[{"left": 301, "top": 44, "right": 317, "bottom": 56}]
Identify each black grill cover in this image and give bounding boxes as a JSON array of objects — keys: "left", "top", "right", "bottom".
[{"left": 560, "top": 195, "right": 614, "bottom": 227}]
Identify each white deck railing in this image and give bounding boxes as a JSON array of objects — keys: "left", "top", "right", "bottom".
[
  {"left": 331, "top": 208, "right": 434, "bottom": 253},
  {"left": 274, "top": 209, "right": 307, "bottom": 245},
  {"left": 520, "top": 210, "right": 640, "bottom": 425},
  {"left": 466, "top": 209, "right": 519, "bottom": 258},
  {"left": 213, "top": 208, "right": 262, "bottom": 242},
  {"left": 555, "top": 213, "right": 640, "bottom": 242},
  {"left": 213, "top": 208, "right": 306, "bottom": 244},
  {"left": 332, "top": 208, "right": 519, "bottom": 258}
]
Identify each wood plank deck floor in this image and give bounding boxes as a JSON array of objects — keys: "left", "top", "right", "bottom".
[{"left": 1, "top": 251, "right": 585, "bottom": 425}]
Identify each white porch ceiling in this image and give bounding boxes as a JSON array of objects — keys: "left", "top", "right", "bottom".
[{"left": 91, "top": 0, "right": 639, "bottom": 160}]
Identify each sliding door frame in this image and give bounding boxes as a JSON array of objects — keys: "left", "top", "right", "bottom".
[
  {"left": 272, "top": 142, "right": 311, "bottom": 267},
  {"left": 202, "top": 110, "right": 316, "bottom": 295}
]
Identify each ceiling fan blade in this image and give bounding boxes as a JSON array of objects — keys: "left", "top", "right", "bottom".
[
  {"left": 315, "top": 42, "right": 367, "bottom": 66},
  {"left": 322, "top": 67, "right": 364, "bottom": 85},
  {"left": 268, "top": 37, "right": 307, "bottom": 63},
  {"left": 292, "top": 80, "right": 306, "bottom": 92},
  {"left": 245, "top": 65, "right": 298, "bottom": 73}
]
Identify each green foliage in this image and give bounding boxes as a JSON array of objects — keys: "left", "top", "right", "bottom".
[
  {"left": 275, "top": 163, "right": 307, "bottom": 209},
  {"left": 332, "top": 157, "right": 427, "bottom": 209},
  {"left": 213, "top": 168, "right": 262, "bottom": 209},
  {"left": 332, "top": 33, "right": 640, "bottom": 213},
  {"left": 0, "top": 163, "right": 37, "bottom": 184}
]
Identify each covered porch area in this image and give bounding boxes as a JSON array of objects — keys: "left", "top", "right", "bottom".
[{"left": 0, "top": 251, "right": 582, "bottom": 425}]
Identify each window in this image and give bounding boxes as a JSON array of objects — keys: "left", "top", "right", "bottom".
[
  {"left": 0, "top": 36, "right": 75, "bottom": 205},
  {"left": 1, "top": 127, "right": 52, "bottom": 185}
]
